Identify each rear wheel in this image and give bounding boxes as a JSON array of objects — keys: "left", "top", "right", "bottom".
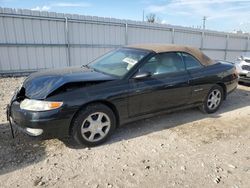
[
  {"left": 71, "top": 103, "right": 116, "bottom": 146},
  {"left": 200, "top": 85, "right": 224, "bottom": 114}
]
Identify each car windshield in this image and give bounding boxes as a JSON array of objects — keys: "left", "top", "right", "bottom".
[{"left": 88, "top": 48, "right": 150, "bottom": 77}]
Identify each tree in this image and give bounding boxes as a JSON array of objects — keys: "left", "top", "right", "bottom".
[{"left": 146, "top": 13, "right": 156, "bottom": 23}]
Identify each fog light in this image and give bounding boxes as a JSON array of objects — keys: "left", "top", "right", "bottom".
[{"left": 25, "top": 128, "right": 43, "bottom": 136}]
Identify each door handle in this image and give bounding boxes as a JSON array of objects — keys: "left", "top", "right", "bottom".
[
  {"left": 194, "top": 88, "right": 203, "bottom": 92},
  {"left": 135, "top": 89, "right": 141, "bottom": 93},
  {"left": 164, "top": 84, "right": 174, "bottom": 88}
]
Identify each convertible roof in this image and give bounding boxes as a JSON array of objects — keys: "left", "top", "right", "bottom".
[{"left": 126, "top": 44, "right": 215, "bottom": 66}]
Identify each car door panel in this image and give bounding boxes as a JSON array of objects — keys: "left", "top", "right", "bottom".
[
  {"left": 128, "top": 71, "right": 191, "bottom": 117},
  {"left": 181, "top": 52, "right": 213, "bottom": 104},
  {"left": 187, "top": 68, "right": 214, "bottom": 104}
]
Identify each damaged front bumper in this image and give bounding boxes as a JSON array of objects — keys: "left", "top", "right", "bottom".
[
  {"left": 7, "top": 103, "right": 43, "bottom": 137},
  {"left": 7, "top": 100, "right": 72, "bottom": 138}
]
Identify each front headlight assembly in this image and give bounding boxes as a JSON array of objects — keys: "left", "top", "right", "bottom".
[{"left": 20, "top": 99, "right": 63, "bottom": 111}]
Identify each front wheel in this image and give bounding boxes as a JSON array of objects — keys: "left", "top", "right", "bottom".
[
  {"left": 200, "top": 85, "right": 224, "bottom": 114},
  {"left": 71, "top": 103, "right": 116, "bottom": 146}
]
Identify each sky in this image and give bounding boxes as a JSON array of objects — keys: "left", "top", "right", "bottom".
[{"left": 0, "top": 0, "right": 250, "bottom": 33}]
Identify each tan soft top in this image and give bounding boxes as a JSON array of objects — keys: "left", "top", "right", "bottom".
[{"left": 126, "top": 44, "right": 215, "bottom": 66}]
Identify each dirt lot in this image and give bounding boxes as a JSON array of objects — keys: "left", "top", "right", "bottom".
[{"left": 0, "top": 77, "right": 249, "bottom": 188}]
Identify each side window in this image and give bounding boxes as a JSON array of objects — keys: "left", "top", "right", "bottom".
[
  {"left": 139, "top": 52, "right": 185, "bottom": 75},
  {"left": 182, "top": 53, "right": 203, "bottom": 70}
]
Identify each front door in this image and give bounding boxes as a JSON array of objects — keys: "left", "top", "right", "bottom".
[{"left": 128, "top": 52, "right": 191, "bottom": 117}]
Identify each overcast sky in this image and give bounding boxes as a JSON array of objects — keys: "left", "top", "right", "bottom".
[{"left": 0, "top": 0, "right": 250, "bottom": 33}]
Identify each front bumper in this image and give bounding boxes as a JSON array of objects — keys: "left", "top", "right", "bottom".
[
  {"left": 239, "top": 74, "right": 250, "bottom": 83},
  {"left": 8, "top": 101, "right": 72, "bottom": 137},
  {"left": 10, "top": 117, "right": 44, "bottom": 136}
]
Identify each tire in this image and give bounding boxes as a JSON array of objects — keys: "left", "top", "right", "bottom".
[
  {"left": 199, "top": 85, "right": 224, "bottom": 114},
  {"left": 70, "top": 103, "right": 116, "bottom": 146}
]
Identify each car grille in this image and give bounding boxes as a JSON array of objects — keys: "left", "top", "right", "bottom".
[{"left": 242, "top": 65, "right": 250, "bottom": 71}]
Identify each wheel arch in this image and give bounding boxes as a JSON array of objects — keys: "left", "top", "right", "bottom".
[
  {"left": 69, "top": 100, "right": 120, "bottom": 135},
  {"left": 216, "top": 82, "right": 227, "bottom": 100}
]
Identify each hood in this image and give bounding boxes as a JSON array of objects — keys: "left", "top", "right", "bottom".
[{"left": 22, "top": 66, "right": 116, "bottom": 99}]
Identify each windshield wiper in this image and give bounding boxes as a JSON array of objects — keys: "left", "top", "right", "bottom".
[
  {"left": 82, "top": 64, "right": 97, "bottom": 72},
  {"left": 82, "top": 64, "right": 90, "bottom": 69}
]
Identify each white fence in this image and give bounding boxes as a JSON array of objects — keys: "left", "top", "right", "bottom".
[{"left": 0, "top": 7, "right": 249, "bottom": 74}]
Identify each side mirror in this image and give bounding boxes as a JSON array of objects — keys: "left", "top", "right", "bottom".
[
  {"left": 237, "top": 57, "right": 242, "bottom": 61},
  {"left": 133, "top": 71, "right": 151, "bottom": 79}
]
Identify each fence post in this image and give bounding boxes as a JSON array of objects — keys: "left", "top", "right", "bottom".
[
  {"left": 125, "top": 22, "right": 128, "bottom": 45},
  {"left": 224, "top": 34, "right": 229, "bottom": 60},
  {"left": 65, "top": 17, "right": 71, "bottom": 66},
  {"left": 246, "top": 36, "right": 249, "bottom": 52},
  {"left": 200, "top": 31, "right": 204, "bottom": 50},
  {"left": 171, "top": 28, "right": 175, "bottom": 44}
]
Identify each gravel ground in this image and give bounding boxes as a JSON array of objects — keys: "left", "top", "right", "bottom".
[{"left": 0, "top": 77, "right": 250, "bottom": 188}]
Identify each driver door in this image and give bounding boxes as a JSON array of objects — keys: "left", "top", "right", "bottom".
[{"left": 128, "top": 52, "right": 191, "bottom": 117}]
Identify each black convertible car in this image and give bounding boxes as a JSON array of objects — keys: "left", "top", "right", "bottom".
[{"left": 7, "top": 44, "right": 238, "bottom": 146}]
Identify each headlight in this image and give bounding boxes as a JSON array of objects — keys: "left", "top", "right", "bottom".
[{"left": 20, "top": 99, "right": 63, "bottom": 111}]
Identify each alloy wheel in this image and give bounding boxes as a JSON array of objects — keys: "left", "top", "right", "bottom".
[
  {"left": 81, "top": 112, "right": 111, "bottom": 142},
  {"left": 207, "top": 89, "right": 222, "bottom": 110}
]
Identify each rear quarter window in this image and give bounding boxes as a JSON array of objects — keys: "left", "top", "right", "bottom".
[{"left": 182, "top": 53, "right": 203, "bottom": 70}]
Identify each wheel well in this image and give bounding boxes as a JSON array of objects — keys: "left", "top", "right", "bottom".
[
  {"left": 216, "top": 83, "right": 227, "bottom": 100},
  {"left": 69, "top": 100, "right": 120, "bottom": 135}
]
